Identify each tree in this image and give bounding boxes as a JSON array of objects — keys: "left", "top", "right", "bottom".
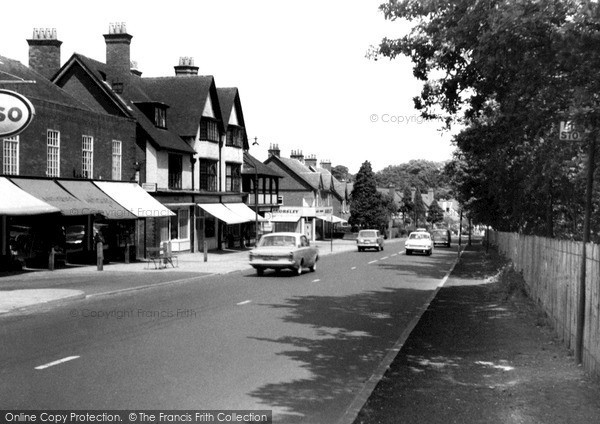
[
  {"left": 331, "top": 165, "right": 352, "bottom": 182},
  {"left": 376, "top": 0, "right": 600, "bottom": 241},
  {"left": 427, "top": 200, "right": 444, "bottom": 225},
  {"left": 350, "top": 161, "right": 393, "bottom": 231},
  {"left": 412, "top": 187, "right": 427, "bottom": 228},
  {"left": 400, "top": 187, "right": 415, "bottom": 226}
]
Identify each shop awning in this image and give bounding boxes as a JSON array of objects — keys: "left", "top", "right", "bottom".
[
  {"left": 58, "top": 180, "right": 137, "bottom": 220},
  {"left": 94, "top": 181, "right": 175, "bottom": 218},
  {"left": 224, "top": 203, "right": 267, "bottom": 222},
  {"left": 0, "top": 177, "right": 60, "bottom": 215},
  {"left": 10, "top": 178, "right": 93, "bottom": 216},
  {"left": 269, "top": 214, "right": 302, "bottom": 223},
  {"left": 198, "top": 203, "right": 250, "bottom": 224}
]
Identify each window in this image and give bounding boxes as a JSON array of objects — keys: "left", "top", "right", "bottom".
[
  {"left": 170, "top": 209, "right": 189, "bottom": 240},
  {"left": 199, "top": 159, "right": 218, "bottom": 191},
  {"left": 168, "top": 154, "right": 183, "bottom": 189},
  {"left": 200, "top": 119, "right": 219, "bottom": 142},
  {"left": 112, "top": 140, "right": 122, "bottom": 180},
  {"left": 47, "top": 130, "right": 60, "bottom": 177},
  {"left": 226, "top": 126, "right": 244, "bottom": 148},
  {"left": 155, "top": 107, "right": 167, "bottom": 129},
  {"left": 82, "top": 135, "right": 93, "bottom": 178},
  {"left": 2, "top": 136, "right": 19, "bottom": 175},
  {"left": 226, "top": 163, "right": 241, "bottom": 192}
]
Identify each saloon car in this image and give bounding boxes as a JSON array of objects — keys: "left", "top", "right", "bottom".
[
  {"left": 249, "top": 232, "right": 319, "bottom": 276},
  {"left": 405, "top": 231, "right": 434, "bottom": 256},
  {"left": 356, "top": 229, "right": 385, "bottom": 252},
  {"left": 431, "top": 228, "right": 451, "bottom": 247}
]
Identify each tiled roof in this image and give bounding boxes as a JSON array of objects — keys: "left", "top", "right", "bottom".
[
  {"left": 141, "top": 76, "right": 219, "bottom": 137},
  {"left": 243, "top": 153, "right": 284, "bottom": 177},
  {"left": 57, "top": 54, "right": 196, "bottom": 153},
  {"left": 0, "top": 55, "right": 96, "bottom": 112}
]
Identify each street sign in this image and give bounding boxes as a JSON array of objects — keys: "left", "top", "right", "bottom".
[
  {"left": 560, "top": 121, "right": 582, "bottom": 141},
  {"left": 0, "top": 89, "right": 35, "bottom": 137}
]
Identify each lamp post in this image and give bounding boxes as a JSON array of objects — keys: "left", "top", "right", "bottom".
[{"left": 252, "top": 137, "right": 259, "bottom": 246}]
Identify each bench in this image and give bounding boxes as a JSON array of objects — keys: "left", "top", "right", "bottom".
[{"left": 146, "top": 242, "right": 178, "bottom": 269}]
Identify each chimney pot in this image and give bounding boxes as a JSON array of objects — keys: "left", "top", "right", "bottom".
[{"left": 27, "top": 27, "right": 62, "bottom": 79}]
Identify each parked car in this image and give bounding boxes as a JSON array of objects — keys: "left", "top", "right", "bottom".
[
  {"left": 249, "top": 232, "right": 319, "bottom": 276},
  {"left": 405, "top": 231, "right": 434, "bottom": 256},
  {"left": 431, "top": 229, "right": 451, "bottom": 247},
  {"left": 356, "top": 229, "right": 385, "bottom": 252}
]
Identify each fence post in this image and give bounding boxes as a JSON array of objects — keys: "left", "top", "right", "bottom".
[{"left": 203, "top": 241, "right": 208, "bottom": 262}]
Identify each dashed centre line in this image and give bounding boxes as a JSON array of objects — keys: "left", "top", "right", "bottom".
[
  {"left": 35, "top": 356, "right": 80, "bottom": 370},
  {"left": 312, "top": 279, "right": 321, "bottom": 283},
  {"left": 368, "top": 260, "right": 378, "bottom": 264},
  {"left": 236, "top": 300, "right": 252, "bottom": 305},
  {"left": 381, "top": 256, "right": 389, "bottom": 260},
  {"left": 351, "top": 266, "right": 357, "bottom": 270}
]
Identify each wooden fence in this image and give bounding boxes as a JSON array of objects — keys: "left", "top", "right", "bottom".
[{"left": 490, "top": 231, "right": 600, "bottom": 378}]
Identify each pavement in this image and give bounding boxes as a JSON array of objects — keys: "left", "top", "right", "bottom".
[
  {"left": 353, "top": 242, "right": 600, "bottom": 424},
  {"left": 0, "top": 238, "right": 367, "bottom": 315}
]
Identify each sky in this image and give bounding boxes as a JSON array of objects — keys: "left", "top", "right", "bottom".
[{"left": 1, "top": 0, "right": 457, "bottom": 174}]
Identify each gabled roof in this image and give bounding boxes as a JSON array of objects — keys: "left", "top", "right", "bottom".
[
  {"left": 0, "top": 55, "right": 98, "bottom": 112},
  {"left": 265, "top": 156, "right": 323, "bottom": 191},
  {"left": 217, "top": 87, "right": 249, "bottom": 150},
  {"left": 54, "top": 54, "right": 195, "bottom": 154},
  {"left": 243, "top": 153, "right": 285, "bottom": 178},
  {"left": 141, "top": 76, "right": 222, "bottom": 137}
]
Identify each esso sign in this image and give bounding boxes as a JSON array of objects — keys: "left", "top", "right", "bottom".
[{"left": 0, "top": 89, "right": 35, "bottom": 137}]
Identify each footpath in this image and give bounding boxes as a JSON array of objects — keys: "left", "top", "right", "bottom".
[
  {"left": 0, "top": 238, "right": 364, "bottom": 315},
  {"left": 353, "top": 243, "right": 600, "bottom": 424}
]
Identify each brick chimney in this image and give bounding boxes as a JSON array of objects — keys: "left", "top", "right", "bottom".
[
  {"left": 175, "top": 56, "right": 199, "bottom": 76},
  {"left": 320, "top": 159, "right": 331, "bottom": 172},
  {"left": 268, "top": 143, "right": 280, "bottom": 158},
  {"left": 104, "top": 22, "right": 133, "bottom": 74},
  {"left": 304, "top": 154, "right": 317, "bottom": 168},
  {"left": 290, "top": 149, "right": 304, "bottom": 163},
  {"left": 27, "top": 28, "right": 62, "bottom": 79}
]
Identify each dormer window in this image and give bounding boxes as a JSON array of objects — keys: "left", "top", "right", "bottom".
[{"left": 155, "top": 107, "right": 167, "bottom": 129}]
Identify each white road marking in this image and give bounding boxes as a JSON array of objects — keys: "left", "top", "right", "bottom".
[
  {"left": 312, "top": 279, "right": 321, "bottom": 283},
  {"left": 236, "top": 300, "right": 252, "bottom": 305},
  {"left": 391, "top": 253, "right": 397, "bottom": 257},
  {"left": 35, "top": 356, "right": 80, "bottom": 370},
  {"left": 351, "top": 266, "right": 357, "bottom": 270},
  {"left": 381, "top": 256, "right": 389, "bottom": 260},
  {"left": 368, "top": 260, "right": 378, "bottom": 264}
]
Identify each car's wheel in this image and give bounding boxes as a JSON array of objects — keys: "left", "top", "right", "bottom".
[
  {"left": 381, "top": 244, "right": 384, "bottom": 251},
  {"left": 427, "top": 250, "right": 433, "bottom": 256},
  {"left": 358, "top": 247, "right": 362, "bottom": 252},
  {"left": 295, "top": 262, "right": 303, "bottom": 275},
  {"left": 406, "top": 249, "right": 412, "bottom": 255},
  {"left": 309, "top": 260, "right": 317, "bottom": 272},
  {"left": 256, "top": 268, "right": 264, "bottom": 276}
]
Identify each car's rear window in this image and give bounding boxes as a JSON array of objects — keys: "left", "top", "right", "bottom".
[
  {"left": 409, "top": 233, "right": 430, "bottom": 240},
  {"left": 259, "top": 235, "right": 296, "bottom": 247},
  {"left": 359, "top": 231, "right": 377, "bottom": 238}
]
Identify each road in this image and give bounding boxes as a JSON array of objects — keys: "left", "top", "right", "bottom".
[{"left": 0, "top": 244, "right": 459, "bottom": 423}]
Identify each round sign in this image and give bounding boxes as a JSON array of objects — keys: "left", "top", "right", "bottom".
[{"left": 0, "top": 89, "right": 35, "bottom": 137}]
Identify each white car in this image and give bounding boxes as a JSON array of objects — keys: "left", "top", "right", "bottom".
[
  {"left": 405, "top": 231, "right": 434, "bottom": 256},
  {"left": 249, "top": 232, "right": 319, "bottom": 276}
]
